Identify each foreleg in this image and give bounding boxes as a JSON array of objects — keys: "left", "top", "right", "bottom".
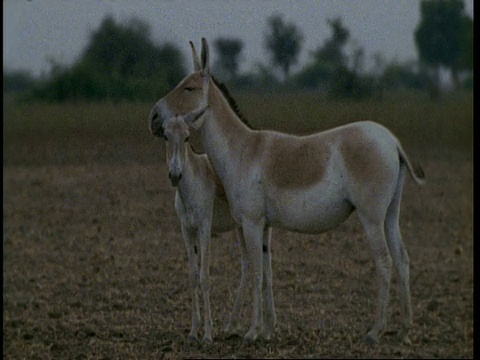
[
  {"left": 198, "top": 222, "right": 213, "bottom": 343},
  {"left": 181, "top": 224, "right": 201, "bottom": 343},
  {"left": 225, "top": 227, "right": 249, "bottom": 335}
]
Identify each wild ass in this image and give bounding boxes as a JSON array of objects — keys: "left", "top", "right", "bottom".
[
  {"left": 148, "top": 38, "right": 425, "bottom": 345},
  {"left": 152, "top": 109, "right": 247, "bottom": 343}
]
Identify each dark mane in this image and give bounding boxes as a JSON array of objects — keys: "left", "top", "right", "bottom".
[{"left": 211, "top": 76, "right": 254, "bottom": 129}]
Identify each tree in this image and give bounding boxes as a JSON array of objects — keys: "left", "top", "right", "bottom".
[
  {"left": 380, "top": 60, "right": 429, "bottom": 91},
  {"left": 414, "top": 0, "right": 473, "bottom": 90},
  {"left": 455, "top": 15, "right": 473, "bottom": 76},
  {"left": 213, "top": 37, "right": 244, "bottom": 81},
  {"left": 3, "top": 70, "right": 36, "bottom": 94},
  {"left": 311, "top": 17, "right": 349, "bottom": 68},
  {"left": 30, "top": 15, "right": 186, "bottom": 102},
  {"left": 294, "top": 17, "right": 351, "bottom": 90},
  {"left": 82, "top": 15, "right": 184, "bottom": 83},
  {"left": 294, "top": 17, "right": 363, "bottom": 97},
  {"left": 264, "top": 14, "right": 304, "bottom": 81}
]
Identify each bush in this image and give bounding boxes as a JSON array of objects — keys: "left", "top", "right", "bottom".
[
  {"left": 327, "top": 67, "right": 377, "bottom": 100},
  {"left": 27, "top": 15, "right": 185, "bottom": 102},
  {"left": 4, "top": 70, "right": 36, "bottom": 94}
]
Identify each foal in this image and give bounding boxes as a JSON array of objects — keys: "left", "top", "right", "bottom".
[{"left": 157, "top": 109, "right": 245, "bottom": 343}]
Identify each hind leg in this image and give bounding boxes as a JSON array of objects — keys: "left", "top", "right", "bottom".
[
  {"left": 384, "top": 168, "right": 412, "bottom": 343},
  {"left": 359, "top": 215, "right": 392, "bottom": 345},
  {"left": 385, "top": 219, "right": 412, "bottom": 344},
  {"left": 261, "top": 226, "right": 276, "bottom": 340}
]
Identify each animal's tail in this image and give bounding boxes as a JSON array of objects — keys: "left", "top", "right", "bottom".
[{"left": 397, "top": 144, "right": 426, "bottom": 186}]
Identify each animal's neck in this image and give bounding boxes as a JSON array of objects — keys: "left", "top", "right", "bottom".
[
  {"left": 199, "top": 79, "right": 254, "bottom": 180},
  {"left": 209, "top": 79, "right": 252, "bottom": 143}
]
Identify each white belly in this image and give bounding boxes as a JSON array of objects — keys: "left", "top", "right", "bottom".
[{"left": 264, "top": 182, "right": 354, "bottom": 234}]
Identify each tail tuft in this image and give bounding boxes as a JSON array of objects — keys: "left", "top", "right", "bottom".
[
  {"left": 412, "top": 163, "right": 426, "bottom": 185},
  {"left": 397, "top": 144, "right": 426, "bottom": 186}
]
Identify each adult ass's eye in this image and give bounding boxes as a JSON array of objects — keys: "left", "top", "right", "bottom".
[
  {"left": 185, "top": 137, "right": 190, "bottom": 143},
  {"left": 184, "top": 86, "right": 195, "bottom": 92},
  {"left": 163, "top": 135, "right": 168, "bottom": 141}
]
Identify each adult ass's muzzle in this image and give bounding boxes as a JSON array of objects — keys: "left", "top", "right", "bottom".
[{"left": 148, "top": 100, "right": 174, "bottom": 137}]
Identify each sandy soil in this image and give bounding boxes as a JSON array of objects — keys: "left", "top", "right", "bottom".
[{"left": 3, "top": 145, "right": 473, "bottom": 358}]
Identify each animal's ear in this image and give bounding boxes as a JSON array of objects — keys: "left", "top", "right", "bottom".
[
  {"left": 200, "top": 37, "right": 210, "bottom": 76},
  {"left": 184, "top": 105, "right": 208, "bottom": 130},
  {"left": 148, "top": 107, "right": 164, "bottom": 137},
  {"left": 189, "top": 41, "right": 201, "bottom": 72}
]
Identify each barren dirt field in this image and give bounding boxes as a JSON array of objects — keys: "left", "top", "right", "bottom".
[{"left": 4, "top": 94, "right": 473, "bottom": 359}]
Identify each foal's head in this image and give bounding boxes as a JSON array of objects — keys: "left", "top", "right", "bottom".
[{"left": 161, "top": 108, "right": 208, "bottom": 187}]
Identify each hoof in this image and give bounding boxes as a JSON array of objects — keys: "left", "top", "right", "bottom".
[
  {"left": 400, "top": 334, "right": 412, "bottom": 346},
  {"left": 202, "top": 335, "right": 213, "bottom": 344},
  {"left": 365, "top": 333, "right": 379, "bottom": 346},
  {"left": 259, "top": 328, "right": 274, "bottom": 341},
  {"left": 187, "top": 334, "right": 199, "bottom": 345},
  {"left": 224, "top": 324, "right": 241, "bottom": 336},
  {"left": 244, "top": 330, "right": 258, "bottom": 344},
  {"left": 225, "top": 332, "right": 242, "bottom": 341},
  {"left": 259, "top": 333, "right": 272, "bottom": 341},
  {"left": 397, "top": 328, "right": 411, "bottom": 345}
]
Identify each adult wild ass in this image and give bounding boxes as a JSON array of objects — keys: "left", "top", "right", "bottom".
[
  {"left": 148, "top": 38, "right": 425, "bottom": 345},
  {"left": 154, "top": 110, "right": 246, "bottom": 343}
]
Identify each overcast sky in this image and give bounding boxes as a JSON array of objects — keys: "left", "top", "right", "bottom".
[{"left": 3, "top": 0, "right": 474, "bottom": 78}]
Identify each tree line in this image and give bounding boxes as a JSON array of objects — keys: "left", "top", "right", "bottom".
[{"left": 4, "top": 0, "right": 473, "bottom": 102}]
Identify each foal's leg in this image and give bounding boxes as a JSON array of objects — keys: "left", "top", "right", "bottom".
[
  {"left": 225, "top": 227, "right": 249, "bottom": 335},
  {"left": 198, "top": 221, "right": 213, "bottom": 343},
  {"left": 261, "top": 226, "right": 276, "bottom": 340},
  {"left": 359, "top": 214, "right": 393, "bottom": 345},
  {"left": 384, "top": 167, "right": 412, "bottom": 344},
  {"left": 242, "top": 218, "right": 265, "bottom": 343},
  {"left": 181, "top": 224, "right": 201, "bottom": 343}
]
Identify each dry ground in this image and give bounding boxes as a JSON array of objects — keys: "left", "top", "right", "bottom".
[{"left": 3, "top": 94, "right": 473, "bottom": 358}]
